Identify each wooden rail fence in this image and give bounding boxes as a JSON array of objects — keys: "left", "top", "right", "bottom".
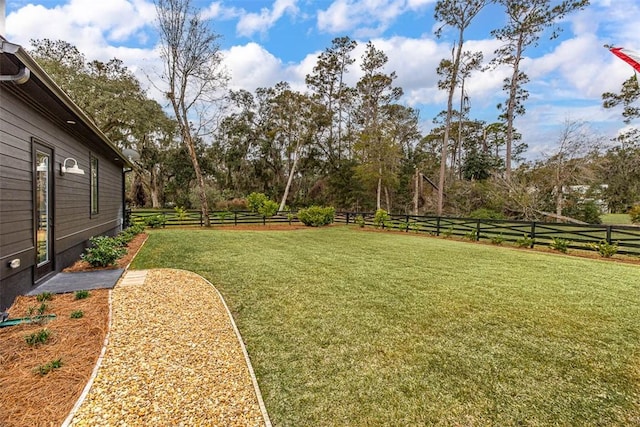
[{"left": 128, "top": 209, "right": 640, "bottom": 255}]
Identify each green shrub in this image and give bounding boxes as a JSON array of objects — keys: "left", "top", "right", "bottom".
[
  {"left": 442, "top": 226, "right": 454, "bottom": 238},
  {"left": 298, "top": 206, "right": 335, "bottom": 227},
  {"left": 75, "top": 290, "right": 91, "bottom": 300},
  {"left": 373, "top": 209, "right": 390, "bottom": 229},
  {"left": 25, "top": 328, "right": 51, "bottom": 346},
  {"left": 34, "top": 358, "right": 63, "bottom": 375},
  {"left": 70, "top": 310, "right": 84, "bottom": 319},
  {"left": 550, "top": 237, "right": 570, "bottom": 253},
  {"left": 247, "top": 192, "right": 269, "bottom": 213},
  {"left": 81, "top": 236, "right": 126, "bottom": 267},
  {"left": 143, "top": 214, "right": 166, "bottom": 228},
  {"left": 491, "top": 234, "right": 505, "bottom": 245},
  {"left": 516, "top": 234, "right": 534, "bottom": 248},
  {"left": 355, "top": 215, "right": 365, "bottom": 228},
  {"left": 258, "top": 200, "right": 279, "bottom": 218},
  {"left": 36, "top": 292, "right": 53, "bottom": 302},
  {"left": 630, "top": 205, "right": 640, "bottom": 224},
  {"left": 174, "top": 206, "right": 190, "bottom": 221},
  {"left": 588, "top": 240, "right": 618, "bottom": 258},
  {"left": 464, "top": 230, "right": 478, "bottom": 241}
]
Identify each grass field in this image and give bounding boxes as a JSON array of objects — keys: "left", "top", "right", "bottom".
[
  {"left": 602, "top": 213, "right": 633, "bottom": 225},
  {"left": 132, "top": 226, "right": 640, "bottom": 426}
]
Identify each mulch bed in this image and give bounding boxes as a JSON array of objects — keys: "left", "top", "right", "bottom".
[{"left": 0, "top": 233, "right": 147, "bottom": 427}]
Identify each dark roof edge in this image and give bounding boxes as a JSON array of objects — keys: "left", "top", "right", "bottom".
[{"left": 2, "top": 37, "right": 133, "bottom": 168}]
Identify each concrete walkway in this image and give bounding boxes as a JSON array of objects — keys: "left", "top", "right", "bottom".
[{"left": 27, "top": 269, "right": 125, "bottom": 296}]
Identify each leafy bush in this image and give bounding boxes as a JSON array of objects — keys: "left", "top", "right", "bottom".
[
  {"left": 373, "top": 209, "right": 390, "bottom": 228},
  {"left": 355, "top": 215, "right": 365, "bottom": 228},
  {"left": 564, "top": 200, "right": 602, "bottom": 224},
  {"left": 259, "top": 200, "right": 279, "bottom": 218},
  {"left": 298, "top": 206, "right": 335, "bottom": 227},
  {"left": 588, "top": 240, "right": 618, "bottom": 258},
  {"left": 75, "top": 290, "right": 91, "bottom": 300},
  {"left": 550, "top": 237, "right": 570, "bottom": 253},
  {"left": 25, "top": 328, "right": 51, "bottom": 346},
  {"left": 174, "top": 206, "right": 190, "bottom": 221},
  {"left": 516, "top": 234, "right": 534, "bottom": 248},
  {"left": 630, "top": 205, "right": 640, "bottom": 224},
  {"left": 464, "top": 230, "right": 478, "bottom": 241},
  {"left": 70, "top": 310, "right": 84, "bottom": 319},
  {"left": 81, "top": 236, "right": 126, "bottom": 267},
  {"left": 247, "top": 192, "right": 269, "bottom": 212},
  {"left": 490, "top": 234, "right": 505, "bottom": 245},
  {"left": 144, "top": 214, "right": 166, "bottom": 228},
  {"left": 34, "top": 358, "right": 63, "bottom": 375},
  {"left": 468, "top": 208, "right": 506, "bottom": 220},
  {"left": 36, "top": 292, "right": 53, "bottom": 302}
]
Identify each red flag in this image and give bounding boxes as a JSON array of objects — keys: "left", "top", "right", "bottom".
[{"left": 609, "top": 47, "right": 640, "bottom": 73}]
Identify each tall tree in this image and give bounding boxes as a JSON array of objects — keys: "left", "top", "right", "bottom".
[
  {"left": 154, "top": 0, "right": 228, "bottom": 226},
  {"left": 355, "top": 42, "right": 403, "bottom": 210},
  {"left": 491, "top": 0, "right": 589, "bottom": 180},
  {"left": 306, "top": 36, "right": 357, "bottom": 164},
  {"left": 434, "top": 0, "right": 488, "bottom": 215}
]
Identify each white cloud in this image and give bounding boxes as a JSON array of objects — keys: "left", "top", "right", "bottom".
[
  {"left": 235, "top": 0, "right": 299, "bottom": 38},
  {"left": 223, "top": 42, "right": 285, "bottom": 91},
  {"left": 317, "top": 0, "right": 425, "bottom": 37}
]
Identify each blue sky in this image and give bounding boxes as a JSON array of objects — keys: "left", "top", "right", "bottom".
[{"left": 4, "top": 0, "right": 640, "bottom": 159}]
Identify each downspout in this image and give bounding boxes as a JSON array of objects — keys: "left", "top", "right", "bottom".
[{"left": 0, "top": 40, "right": 31, "bottom": 84}]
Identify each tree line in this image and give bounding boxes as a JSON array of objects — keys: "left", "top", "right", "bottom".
[{"left": 29, "top": 0, "right": 640, "bottom": 223}]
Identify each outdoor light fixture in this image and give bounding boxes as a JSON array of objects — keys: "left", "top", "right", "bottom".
[{"left": 60, "top": 158, "right": 85, "bottom": 175}]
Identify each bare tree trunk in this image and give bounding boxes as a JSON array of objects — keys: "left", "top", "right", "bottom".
[
  {"left": 384, "top": 186, "right": 391, "bottom": 212},
  {"left": 279, "top": 144, "right": 300, "bottom": 212},
  {"left": 413, "top": 168, "right": 420, "bottom": 215},
  {"left": 376, "top": 165, "right": 382, "bottom": 210}
]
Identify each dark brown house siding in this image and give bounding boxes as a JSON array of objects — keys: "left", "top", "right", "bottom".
[{"left": 1, "top": 41, "right": 130, "bottom": 310}]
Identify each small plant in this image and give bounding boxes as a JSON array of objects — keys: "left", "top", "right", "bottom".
[
  {"left": 354, "top": 215, "right": 365, "bottom": 228},
  {"left": 37, "top": 302, "right": 48, "bottom": 315},
  {"left": 297, "top": 206, "right": 336, "bottom": 227},
  {"left": 464, "top": 230, "right": 478, "bottom": 241},
  {"left": 516, "top": 234, "right": 534, "bottom": 248},
  {"left": 373, "top": 209, "right": 390, "bottom": 229},
  {"left": 491, "top": 234, "right": 505, "bottom": 245},
  {"left": 442, "top": 226, "right": 454, "bottom": 238},
  {"left": 143, "top": 214, "right": 166, "bottom": 228},
  {"left": 258, "top": 200, "right": 279, "bottom": 219},
  {"left": 25, "top": 328, "right": 51, "bottom": 346},
  {"left": 81, "top": 235, "right": 126, "bottom": 267},
  {"left": 174, "top": 206, "right": 190, "bottom": 221},
  {"left": 75, "top": 290, "right": 91, "bottom": 300},
  {"left": 34, "top": 358, "right": 63, "bottom": 375},
  {"left": 397, "top": 221, "right": 410, "bottom": 232},
  {"left": 70, "top": 310, "right": 84, "bottom": 319},
  {"left": 36, "top": 292, "right": 53, "bottom": 302},
  {"left": 550, "top": 237, "right": 570, "bottom": 253},
  {"left": 287, "top": 212, "right": 295, "bottom": 225},
  {"left": 588, "top": 240, "right": 618, "bottom": 258}
]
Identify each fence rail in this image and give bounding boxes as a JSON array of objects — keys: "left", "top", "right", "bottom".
[{"left": 129, "top": 209, "right": 640, "bottom": 255}]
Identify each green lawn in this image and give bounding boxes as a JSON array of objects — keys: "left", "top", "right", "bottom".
[
  {"left": 602, "top": 213, "right": 633, "bottom": 225},
  {"left": 132, "top": 226, "right": 640, "bottom": 426}
]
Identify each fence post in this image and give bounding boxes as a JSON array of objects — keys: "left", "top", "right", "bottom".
[
  {"left": 436, "top": 216, "right": 441, "bottom": 236},
  {"left": 199, "top": 212, "right": 203, "bottom": 227},
  {"left": 530, "top": 222, "right": 536, "bottom": 248},
  {"left": 606, "top": 225, "right": 612, "bottom": 244},
  {"left": 263, "top": 215, "right": 266, "bottom": 225},
  {"left": 406, "top": 215, "right": 410, "bottom": 232},
  {"left": 234, "top": 212, "right": 238, "bottom": 226},
  {"left": 476, "top": 219, "right": 481, "bottom": 241},
  {"left": 346, "top": 212, "right": 350, "bottom": 225}
]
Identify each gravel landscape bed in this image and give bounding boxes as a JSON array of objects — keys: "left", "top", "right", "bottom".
[{"left": 68, "top": 268, "right": 267, "bottom": 426}]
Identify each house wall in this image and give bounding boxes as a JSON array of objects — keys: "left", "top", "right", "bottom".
[{"left": 0, "top": 89, "right": 124, "bottom": 310}]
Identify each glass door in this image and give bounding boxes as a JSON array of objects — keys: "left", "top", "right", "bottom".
[{"left": 35, "top": 146, "right": 53, "bottom": 279}]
